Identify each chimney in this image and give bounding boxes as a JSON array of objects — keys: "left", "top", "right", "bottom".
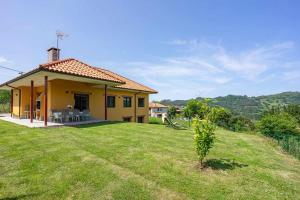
[{"left": 47, "top": 47, "right": 60, "bottom": 62}]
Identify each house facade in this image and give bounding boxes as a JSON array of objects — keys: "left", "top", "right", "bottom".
[
  {"left": 0, "top": 48, "right": 157, "bottom": 126},
  {"left": 149, "top": 102, "right": 168, "bottom": 119}
]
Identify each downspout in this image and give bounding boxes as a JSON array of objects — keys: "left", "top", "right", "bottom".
[{"left": 6, "top": 84, "right": 21, "bottom": 118}]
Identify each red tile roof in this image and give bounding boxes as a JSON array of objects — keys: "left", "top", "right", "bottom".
[
  {"left": 39, "top": 58, "right": 157, "bottom": 93},
  {"left": 98, "top": 68, "right": 158, "bottom": 93},
  {"left": 149, "top": 102, "right": 168, "bottom": 108},
  {"left": 40, "top": 58, "right": 123, "bottom": 84}
]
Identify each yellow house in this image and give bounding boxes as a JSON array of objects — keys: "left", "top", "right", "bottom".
[{"left": 0, "top": 47, "right": 157, "bottom": 126}]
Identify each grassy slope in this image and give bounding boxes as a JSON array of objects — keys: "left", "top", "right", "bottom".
[{"left": 0, "top": 121, "right": 300, "bottom": 200}]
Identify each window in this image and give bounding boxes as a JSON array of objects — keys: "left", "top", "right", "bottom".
[
  {"left": 74, "top": 94, "right": 89, "bottom": 111},
  {"left": 123, "top": 97, "right": 132, "bottom": 107},
  {"left": 138, "top": 98, "right": 145, "bottom": 107},
  {"left": 137, "top": 116, "right": 144, "bottom": 123},
  {"left": 123, "top": 117, "right": 131, "bottom": 122},
  {"left": 107, "top": 96, "right": 115, "bottom": 108}
]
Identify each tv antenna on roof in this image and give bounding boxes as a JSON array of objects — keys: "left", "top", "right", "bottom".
[{"left": 56, "top": 30, "right": 69, "bottom": 49}]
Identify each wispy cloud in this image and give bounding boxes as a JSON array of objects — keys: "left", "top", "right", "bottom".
[
  {"left": 104, "top": 39, "right": 299, "bottom": 100},
  {"left": 0, "top": 56, "right": 9, "bottom": 64}
]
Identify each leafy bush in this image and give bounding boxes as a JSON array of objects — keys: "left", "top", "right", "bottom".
[
  {"left": 167, "top": 106, "right": 177, "bottom": 119},
  {"left": 258, "top": 110, "right": 300, "bottom": 160},
  {"left": 208, "top": 107, "right": 232, "bottom": 128},
  {"left": 257, "top": 112, "right": 297, "bottom": 139},
  {"left": 193, "top": 118, "right": 216, "bottom": 167},
  {"left": 0, "top": 90, "right": 10, "bottom": 113},
  {"left": 149, "top": 117, "right": 163, "bottom": 125},
  {"left": 184, "top": 99, "right": 210, "bottom": 120},
  {"left": 228, "top": 116, "right": 255, "bottom": 132},
  {"left": 278, "top": 134, "right": 300, "bottom": 160}
]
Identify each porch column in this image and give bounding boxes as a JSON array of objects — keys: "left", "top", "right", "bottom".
[
  {"left": 10, "top": 89, "right": 13, "bottom": 117},
  {"left": 104, "top": 84, "right": 107, "bottom": 120},
  {"left": 134, "top": 93, "right": 137, "bottom": 122},
  {"left": 44, "top": 76, "right": 48, "bottom": 127},
  {"left": 30, "top": 80, "right": 34, "bottom": 123}
]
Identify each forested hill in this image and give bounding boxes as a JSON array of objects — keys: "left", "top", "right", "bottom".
[{"left": 159, "top": 92, "right": 300, "bottom": 119}]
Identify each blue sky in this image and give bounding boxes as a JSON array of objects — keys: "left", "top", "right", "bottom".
[{"left": 0, "top": 0, "right": 299, "bottom": 100}]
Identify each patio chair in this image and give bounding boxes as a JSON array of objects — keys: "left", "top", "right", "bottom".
[
  {"left": 73, "top": 109, "right": 81, "bottom": 121},
  {"left": 66, "top": 109, "right": 75, "bottom": 122},
  {"left": 53, "top": 112, "right": 63, "bottom": 123},
  {"left": 24, "top": 105, "right": 30, "bottom": 119},
  {"left": 62, "top": 109, "right": 72, "bottom": 122},
  {"left": 82, "top": 109, "right": 91, "bottom": 121},
  {"left": 165, "top": 117, "right": 182, "bottom": 129}
]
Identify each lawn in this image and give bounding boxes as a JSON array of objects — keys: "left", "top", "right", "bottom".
[{"left": 0, "top": 121, "right": 300, "bottom": 199}]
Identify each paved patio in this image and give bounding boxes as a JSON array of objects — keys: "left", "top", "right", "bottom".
[{"left": 0, "top": 113, "right": 103, "bottom": 128}]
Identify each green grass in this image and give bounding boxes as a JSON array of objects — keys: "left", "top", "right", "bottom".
[{"left": 0, "top": 121, "right": 300, "bottom": 199}]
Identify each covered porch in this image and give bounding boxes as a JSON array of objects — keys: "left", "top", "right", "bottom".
[
  {"left": 1, "top": 70, "right": 119, "bottom": 127},
  {"left": 0, "top": 113, "right": 103, "bottom": 128}
]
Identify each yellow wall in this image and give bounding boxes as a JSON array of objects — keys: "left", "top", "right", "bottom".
[
  {"left": 13, "top": 79, "right": 150, "bottom": 123},
  {"left": 106, "top": 91, "right": 149, "bottom": 122},
  {"left": 12, "top": 89, "right": 20, "bottom": 117}
]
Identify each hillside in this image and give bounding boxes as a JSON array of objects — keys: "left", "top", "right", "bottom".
[
  {"left": 0, "top": 120, "right": 300, "bottom": 199},
  {"left": 159, "top": 91, "right": 300, "bottom": 119}
]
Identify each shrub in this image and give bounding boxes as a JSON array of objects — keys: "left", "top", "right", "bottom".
[
  {"left": 257, "top": 112, "right": 297, "bottom": 139},
  {"left": 167, "top": 106, "right": 177, "bottom": 119},
  {"left": 278, "top": 134, "right": 300, "bottom": 159},
  {"left": 193, "top": 118, "right": 216, "bottom": 167},
  {"left": 228, "top": 116, "right": 255, "bottom": 132},
  {"left": 208, "top": 107, "right": 232, "bottom": 128},
  {"left": 149, "top": 117, "right": 163, "bottom": 125}
]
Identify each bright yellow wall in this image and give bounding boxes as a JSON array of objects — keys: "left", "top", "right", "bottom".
[
  {"left": 13, "top": 79, "right": 150, "bottom": 123},
  {"left": 50, "top": 79, "right": 105, "bottom": 119},
  {"left": 50, "top": 79, "right": 150, "bottom": 122},
  {"left": 12, "top": 89, "right": 20, "bottom": 117}
]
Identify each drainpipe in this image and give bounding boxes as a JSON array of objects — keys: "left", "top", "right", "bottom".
[{"left": 6, "top": 84, "right": 21, "bottom": 118}]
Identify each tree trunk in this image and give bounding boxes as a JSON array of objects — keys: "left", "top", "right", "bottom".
[{"left": 200, "top": 159, "right": 203, "bottom": 169}]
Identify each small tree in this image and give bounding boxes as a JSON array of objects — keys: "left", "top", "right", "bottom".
[
  {"left": 184, "top": 99, "right": 210, "bottom": 126},
  {"left": 193, "top": 118, "right": 216, "bottom": 167},
  {"left": 167, "top": 106, "right": 177, "bottom": 119}
]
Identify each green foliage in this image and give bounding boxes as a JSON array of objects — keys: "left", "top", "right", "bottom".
[
  {"left": 148, "top": 117, "right": 163, "bottom": 125},
  {"left": 278, "top": 134, "right": 300, "bottom": 160},
  {"left": 167, "top": 106, "right": 177, "bottom": 119},
  {"left": 283, "top": 104, "right": 300, "bottom": 125},
  {"left": 183, "top": 99, "right": 210, "bottom": 119},
  {"left": 208, "top": 107, "right": 232, "bottom": 128},
  {"left": 0, "top": 90, "right": 10, "bottom": 113},
  {"left": 258, "top": 112, "right": 298, "bottom": 139},
  {"left": 228, "top": 116, "right": 255, "bottom": 132},
  {"left": 193, "top": 118, "right": 216, "bottom": 166},
  {"left": 159, "top": 92, "right": 300, "bottom": 120}
]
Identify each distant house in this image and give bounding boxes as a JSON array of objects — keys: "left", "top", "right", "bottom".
[
  {"left": 149, "top": 102, "right": 168, "bottom": 119},
  {"left": 0, "top": 47, "right": 157, "bottom": 126}
]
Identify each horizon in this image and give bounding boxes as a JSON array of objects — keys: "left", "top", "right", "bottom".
[
  {"left": 1, "top": 0, "right": 300, "bottom": 100},
  {"left": 155, "top": 91, "right": 300, "bottom": 101}
]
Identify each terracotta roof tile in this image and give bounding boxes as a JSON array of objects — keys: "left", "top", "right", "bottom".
[
  {"left": 39, "top": 58, "right": 124, "bottom": 83},
  {"left": 98, "top": 68, "right": 158, "bottom": 93},
  {"left": 39, "top": 58, "right": 157, "bottom": 93},
  {"left": 149, "top": 102, "right": 168, "bottom": 108}
]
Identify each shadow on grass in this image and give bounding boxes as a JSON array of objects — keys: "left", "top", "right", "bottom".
[
  {"left": 203, "top": 158, "right": 248, "bottom": 170},
  {"left": 74, "top": 121, "right": 126, "bottom": 129},
  {"left": 0, "top": 192, "right": 40, "bottom": 200}
]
